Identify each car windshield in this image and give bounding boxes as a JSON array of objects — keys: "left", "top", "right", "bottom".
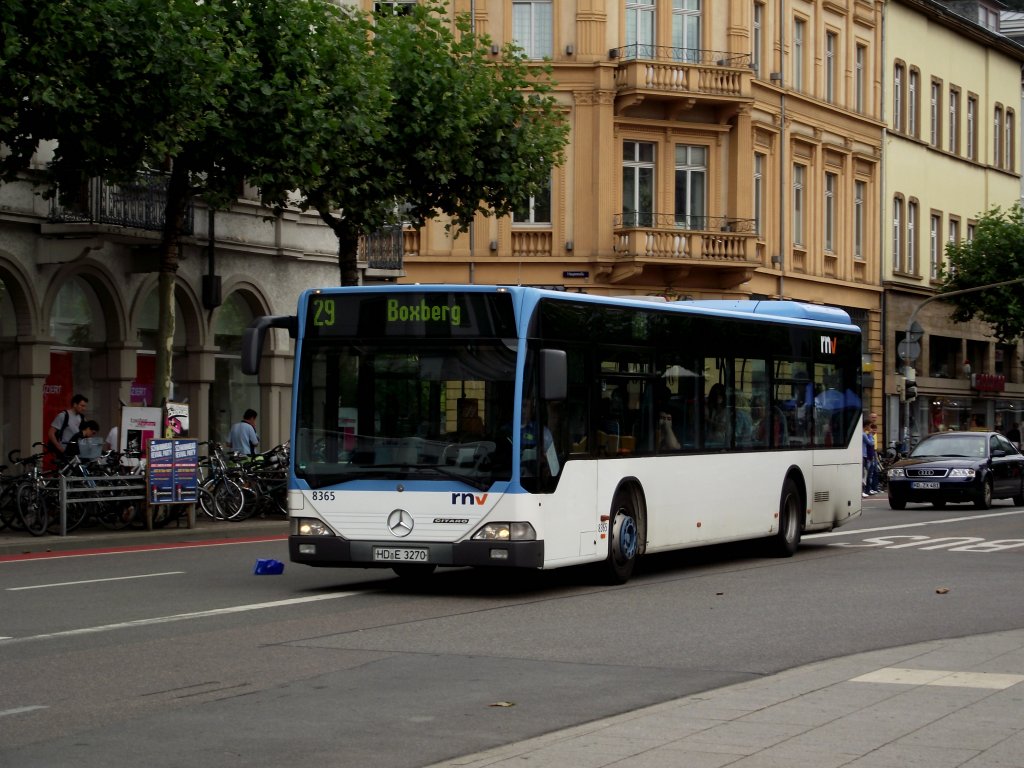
[{"left": 910, "top": 434, "right": 987, "bottom": 459}]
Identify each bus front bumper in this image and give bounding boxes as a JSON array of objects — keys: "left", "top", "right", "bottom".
[{"left": 288, "top": 536, "right": 545, "bottom": 569}]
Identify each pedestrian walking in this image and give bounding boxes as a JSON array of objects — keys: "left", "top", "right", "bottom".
[
  {"left": 47, "top": 393, "right": 88, "bottom": 460},
  {"left": 227, "top": 409, "right": 260, "bottom": 456}
]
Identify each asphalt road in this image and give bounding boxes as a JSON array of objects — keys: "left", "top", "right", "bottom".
[{"left": 2, "top": 497, "right": 1023, "bottom": 767}]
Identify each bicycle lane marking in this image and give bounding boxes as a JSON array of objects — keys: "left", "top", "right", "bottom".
[
  {"left": 0, "top": 533, "right": 288, "bottom": 563},
  {"left": 0, "top": 591, "right": 363, "bottom": 645},
  {"left": 806, "top": 507, "right": 1024, "bottom": 539}
]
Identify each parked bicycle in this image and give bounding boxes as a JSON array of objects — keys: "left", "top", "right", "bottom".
[{"left": 197, "top": 441, "right": 245, "bottom": 521}]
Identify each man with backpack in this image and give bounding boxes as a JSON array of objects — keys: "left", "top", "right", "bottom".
[{"left": 47, "top": 393, "right": 89, "bottom": 460}]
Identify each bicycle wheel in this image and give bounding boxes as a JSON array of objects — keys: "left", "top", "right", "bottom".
[
  {"left": 16, "top": 483, "right": 50, "bottom": 536},
  {"left": 96, "top": 501, "right": 136, "bottom": 530},
  {"left": 215, "top": 477, "right": 247, "bottom": 521}
]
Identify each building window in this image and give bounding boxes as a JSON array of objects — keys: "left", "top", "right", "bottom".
[
  {"left": 930, "top": 213, "right": 941, "bottom": 280},
  {"left": 792, "top": 163, "right": 805, "bottom": 246},
  {"left": 512, "top": 0, "right": 553, "bottom": 60},
  {"left": 824, "top": 172, "right": 836, "bottom": 252},
  {"left": 793, "top": 18, "right": 805, "bottom": 92},
  {"left": 622, "top": 141, "right": 655, "bottom": 227},
  {"left": 825, "top": 32, "right": 837, "bottom": 103},
  {"left": 893, "top": 63, "right": 904, "bottom": 132},
  {"left": 626, "top": 0, "right": 656, "bottom": 59},
  {"left": 908, "top": 68, "right": 919, "bottom": 137},
  {"left": 994, "top": 105, "right": 1003, "bottom": 167},
  {"left": 907, "top": 199, "right": 917, "bottom": 275},
  {"left": 855, "top": 45, "right": 866, "bottom": 113},
  {"left": 930, "top": 80, "right": 941, "bottom": 147},
  {"left": 672, "top": 0, "right": 701, "bottom": 63},
  {"left": 1005, "top": 109, "right": 1015, "bottom": 170},
  {"left": 967, "top": 95, "right": 977, "bottom": 160},
  {"left": 374, "top": 0, "right": 416, "bottom": 14},
  {"left": 854, "top": 180, "right": 865, "bottom": 259},
  {"left": 513, "top": 177, "right": 551, "bottom": 224},
  {"left": 753, "top": 3, "right": 764, "bottom": 77},
  {"left": 674, "top": 144, "right": 707, "bottom": 228},
  {"left": 948, "top": 87, "right": 959, "bottom": 154},
  {"left": 892, "top": 196, "right": 904, "bottom": 272},
  {"left": 754, "top": 152, "right": 764, "bottom": 236}
]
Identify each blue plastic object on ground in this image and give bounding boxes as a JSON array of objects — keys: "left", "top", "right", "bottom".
[{"left": 253, "top": 558, "right": 285, "bottom": 575}]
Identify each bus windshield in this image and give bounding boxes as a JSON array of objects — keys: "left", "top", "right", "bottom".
[{"left": 294, "top": 339, "right": 517, "bottom": 490}]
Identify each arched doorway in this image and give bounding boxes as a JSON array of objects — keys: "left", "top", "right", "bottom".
[{"left": 0, "top": 274, "right": 17, "bottom": 449}]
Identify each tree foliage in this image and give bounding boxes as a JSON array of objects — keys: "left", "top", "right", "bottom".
[
  {"left": 941, "top": 204, "right": 1024, "bottom": 343},
  {"left": 1, "top": 0, "right": 568, "bottom": 405},
  {"left": 257, "top": 2, "right": 569, "bottom": 286}
]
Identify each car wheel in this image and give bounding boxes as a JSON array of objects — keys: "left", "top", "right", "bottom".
[
  {"left": 888, "top": 496, "right": 906, "bottom": 510},
  {"left": 974, "top": 477, "right": 993, "bottom": 510},
  {"left": 1012, "top": 484, "right": 1023, "bottom": 507}
]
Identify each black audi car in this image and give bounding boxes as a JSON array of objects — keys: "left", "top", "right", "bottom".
[{"left": 887, "top": 431, "right": 1024, "bottom": 510}]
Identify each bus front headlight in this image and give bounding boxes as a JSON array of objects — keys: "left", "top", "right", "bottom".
[
  {"left": 292, "top": 517, "right": 334, "bottom": 536},
  {"left": 472, "top": 522, "right": 536, "bottom": 541}
]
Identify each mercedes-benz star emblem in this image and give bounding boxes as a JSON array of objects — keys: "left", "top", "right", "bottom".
[{"left": 387, "top": 509, "right": 414, "bottom": 537}]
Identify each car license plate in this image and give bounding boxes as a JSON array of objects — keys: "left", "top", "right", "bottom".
[
  {"left": 372, "top": 547, "right": 428, "bottom": 562},
  {"left": 912, "top": 481, "right": 940, "bottom": 489}
]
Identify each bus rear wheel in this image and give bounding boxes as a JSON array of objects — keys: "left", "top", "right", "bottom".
[
  {"left": 603, "top": 488, "right": 640, "bottom": 584},
  {"left": 767, "top": 478, "right": 802, "bottom": 557}
]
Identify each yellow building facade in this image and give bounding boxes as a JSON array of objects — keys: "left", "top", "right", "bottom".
[
  {"left": 367, "top": 0, "right": 888, "bottom": 414},
  {"left": 883, "top": 0, "right": 1024, "bottom": 448}
]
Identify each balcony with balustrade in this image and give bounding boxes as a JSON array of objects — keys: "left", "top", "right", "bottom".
[
  {"left": 610, "top": 45, "right": 753, "bottom": 116},
  {"left": 603, "top": 213, "right": 759, "bottom": 287}
]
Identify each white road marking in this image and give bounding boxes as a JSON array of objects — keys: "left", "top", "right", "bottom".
[
  {"left": 6, "top": 571, "right": 185, "bottom": 591},
  {"left": 852, "top": 667, "right": 1024, "bottom": 690},
  {"left": 0, "top": 591, "right": 361, "bottom": 644},
  {"left": 0, "top": 706, "right": 49, "bottom": 718},
  {"left": 808, "top": 508, "right": 1024, "bottom": 539}
]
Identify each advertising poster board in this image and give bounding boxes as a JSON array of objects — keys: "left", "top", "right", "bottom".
[
  {"left": 147, "top": 438, "right": 199, "bottom": 504},
  {"left": 164, "top": 401, "right": 190, "bottom": 438},
  {"left": 122, "top": 407, "right": 162, "bottom": 458}
]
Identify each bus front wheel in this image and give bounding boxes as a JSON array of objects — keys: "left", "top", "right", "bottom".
[
  {"left": 603, "top": 488, "right": 640, "bottom": 584},
  {"left": 768, "top": 478, "right": 802, "bottom": 557}
]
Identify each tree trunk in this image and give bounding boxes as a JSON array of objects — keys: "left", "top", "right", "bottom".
[
  {"left": 153, "top": 161, "right": 191, "bottom": 406},
  {"left": 319, "top": 209, "right": 360, "bottom": 286}
]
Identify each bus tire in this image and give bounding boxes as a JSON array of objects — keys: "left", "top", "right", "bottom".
[
  {"left": 392, "top": 564, "right": 437, "bottom": 580},
  {"left": 768, "top": 478, "right": 801, "bottom": 557},
  {"left": 603, "top": 487, "right": 640, "bottom": 584}
]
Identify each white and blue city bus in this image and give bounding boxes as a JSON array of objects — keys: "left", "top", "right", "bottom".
[{"left": 243, "top": 285, "right": 862, "bottom": 583}]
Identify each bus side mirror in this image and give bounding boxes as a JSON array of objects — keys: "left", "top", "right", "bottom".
[
  {"left": 540, "top": 349, "right": 567, "bottom": 401},
  {"left": 242, "top": 315, "right": 297, "bottom": 375}
]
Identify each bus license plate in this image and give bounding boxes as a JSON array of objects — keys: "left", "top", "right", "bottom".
[
  {"left": 912, "top": 481, "right": 940, "bottom": 489},
  {"left": 373, "top": 547, "right": 428, "bottom": 562}
]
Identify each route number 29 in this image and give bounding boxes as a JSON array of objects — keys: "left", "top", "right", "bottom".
[{"left": 312, "top": 298, "right": 336, "bottom": 327}]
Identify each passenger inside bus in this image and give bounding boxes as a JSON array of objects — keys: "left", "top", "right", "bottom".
[{"left": 706, "top": 383, "right": 731, "bottom": 448}]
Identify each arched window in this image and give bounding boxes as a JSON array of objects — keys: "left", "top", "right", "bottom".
[
  {"left": 136, "top": 290, "right": 188, "bottom": 405},
  {"left": 46, "top": 275, "right": 106, "bottom": 436}
]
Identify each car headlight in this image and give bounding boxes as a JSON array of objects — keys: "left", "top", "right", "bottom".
[
  {"left": 292, "top": 517, "right": 335, "bottom": 536},
  {"left": 949, "top": 468, "right": 976, "bottom": 478},
  {"left": 472, "top": 522, "right": 536, "bottom": 541},
  {"left": 888, "top": 467, "right": 905, "bottom": 478}
]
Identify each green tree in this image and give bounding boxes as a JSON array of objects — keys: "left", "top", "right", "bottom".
[
  {"left": 1, "top": 0, "right": 383, "bottom": 402},
  {"left": 942, "top": 204, "right": 1024, "bottom": 343},
  {"left": 257, "top": 2, "right": 570, "bottom": 286}
]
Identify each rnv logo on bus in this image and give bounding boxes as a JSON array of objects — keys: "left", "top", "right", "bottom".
[
  {"left": 452, "top": 492, "right": 488, "bottom": 505},
  {"left": 820, "top": 335, "right": 839, "bottom": 354}
]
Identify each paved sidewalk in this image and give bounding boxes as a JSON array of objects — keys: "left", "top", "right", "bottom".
[{"left": 425, "top": 629, "right": 1024, "bottom": 768}]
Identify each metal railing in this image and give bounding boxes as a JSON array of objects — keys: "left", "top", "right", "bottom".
[
  {"left": 611, "top": 45, "right": 751, "bottom": 68},
  {"left": 360, "top": 224, "right": 406, "bottom": 271},
  {"left": 48, "top": 173, "right": 194, "bottom": 235}
]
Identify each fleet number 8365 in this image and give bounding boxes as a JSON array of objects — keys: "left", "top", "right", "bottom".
[{"left": 310, "top": 491, "right": 336, "bottom": 501}]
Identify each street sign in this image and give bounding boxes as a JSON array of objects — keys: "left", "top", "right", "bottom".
[
  {"left": 907, "top": 321, "right": 924, "bottom": 343},
  {"left": 897, "top": 339, "right": 921, "bottom": 361}
]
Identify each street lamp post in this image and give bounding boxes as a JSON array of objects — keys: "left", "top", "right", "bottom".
[{"left": 900, "top": 277, "right": 1024, "bottom": 450}]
